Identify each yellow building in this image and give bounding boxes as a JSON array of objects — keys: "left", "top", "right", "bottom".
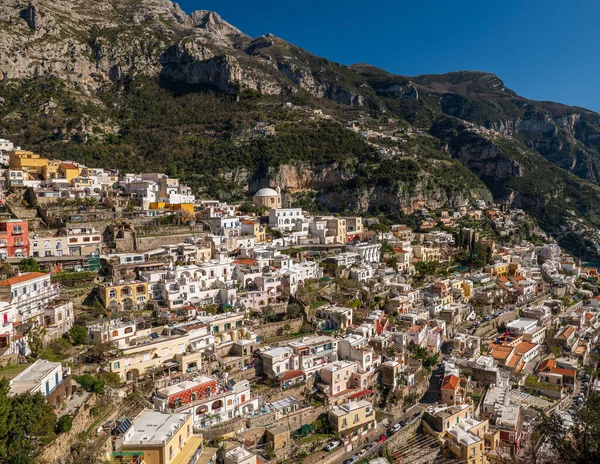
[
  {"left": 423, "top": 404, "right": 491, "bottom": 464},
  {"left": 119, "top": 410, "right": 217, "bottom": 464},
  {"left": 326, "top": 218, "right": 347, "bottom": 244},
  {"left": 149, "top": 202, "right": 195, "bottom": 216},
  {"left": 9, "top": 150, "right": 48, "bottom": 179},
  {"left": 241, "top": 220, "right": 266, "bottom": 243},
  {"left": 58, "top": 162, "right": 82, "bottom": 182},
  {"left": 484, "top": 263, "right": 509, "bottom": 277},
  {"left": 99, "top": 281, "right": 149, "bottom": 310},
  {"left": 44, "top": 160, "right": 61, "bottom": 180},
  {"left": 413, "top": 245, "right": 442, "bottom": 263},
  {"left": 329, "top": 400, "right": 376, "bottom": 438}
]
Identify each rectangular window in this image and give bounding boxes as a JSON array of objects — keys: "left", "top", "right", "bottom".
[{"left": 114, "top": 362, "right": 120, "bottom": 369}]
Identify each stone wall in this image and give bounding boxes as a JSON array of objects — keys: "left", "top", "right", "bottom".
[
  {"left": 197, "top": 417, "right": 246, "bottom": 441},
  {"left": 475, "top": 308, "right": 519, "bottom": 337},
  {"left": 247, "top": 405, "right": 326, "bottom": 431},
  {"left": 253, "top": 318, "right": 304, "bottom": 340},
  {"left": 39, "top": 394, "right": 101, "bottom": 464},
  {"left": 136, "top": 233, "right": 197, "bottom": 252}
]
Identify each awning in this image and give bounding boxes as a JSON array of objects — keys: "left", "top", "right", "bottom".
[{"left": 170, "top": 436, "right": 205, "bottom": 464}]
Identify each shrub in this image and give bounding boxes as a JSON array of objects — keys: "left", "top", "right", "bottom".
[{"left": 56, "top": 415, "right": 73, "bottom": 434}]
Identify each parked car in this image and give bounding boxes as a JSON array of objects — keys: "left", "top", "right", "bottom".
[
  {"left": 390, "top": 423, "right": 402, "bottom": 434},
  {"left": 343, "top": 456, "right": 359, "bottom": 464},
  {"left": 377, "top": 434, "right": 387, "bottom": 443},
  {"left": 324, "top": 440, "right": 341, "bottom": 451}
]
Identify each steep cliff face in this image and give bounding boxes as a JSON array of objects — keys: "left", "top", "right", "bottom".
[
  {"left": 0, "top": 0, "right": 378, "bottom": 105},
  {"left": 3, "top": 0, "right": 600, "bottom": 258},
  {"left": 414, "top": 74, "right": 600, "bottom": 184}
]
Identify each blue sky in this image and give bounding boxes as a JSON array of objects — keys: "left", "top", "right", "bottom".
[{"left": 178, "top": 0, "right": 600, "bottom": 112}]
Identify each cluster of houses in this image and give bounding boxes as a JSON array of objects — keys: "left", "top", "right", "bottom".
[{"left": 1, "top": 139, "right": 600, "bottom": 464}]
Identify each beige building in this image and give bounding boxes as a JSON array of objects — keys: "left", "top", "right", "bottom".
[
  {"left": 252, "top": 188, "right": 281, "bottom": 210},
  {"left": 108, "top": 332, "right": 202, "bottom": 382},
  {"left": 329, "top": 400, "right": 376, "bottom": 438},
  {"left": 118, "top": 410, "right": 217, "bottom": 464},
  {"left": 423, "top": 404, "right": 490, "bottom": 464},
  {"left": 326, "top": 218, "right": 347, "bottom": 244}
]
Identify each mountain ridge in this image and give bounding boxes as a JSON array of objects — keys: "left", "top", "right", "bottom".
[{"left": 2, "top": 0, "right": 600, "bottom": 258}]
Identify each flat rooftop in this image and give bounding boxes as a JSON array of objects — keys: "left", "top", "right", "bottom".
[{"left": 124, "top": 410, "right": 189, "bottom": 446}]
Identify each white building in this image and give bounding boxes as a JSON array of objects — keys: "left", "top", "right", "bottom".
[
  {"left": 346, "top": 242, "right": 382, "bottom": 263},
  {"left": 10, "top": 359, "right": 68, "bottom": 398},
  {"left": 506, "top": 318, "right": 538, "bottom": 336},
  {"left": 0, "top": 272, "right": 60, "bottom": 326},
  {"left": 269, "top": 208, "right": 304, "bottom": 232},
  {"left": 88, "top": 319, "right": 137, "bottom": 347}
]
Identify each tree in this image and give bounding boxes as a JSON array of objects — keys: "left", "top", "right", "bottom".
[
  {"left": 532, "top": 395, "right": 600, "bottom": 463},
  {"left": 55, "top": 415, "right": 73, "bottom": 434},
  {"left": 73, "top": 374, "right": 105, "bottom": 394},
  {"left": 18, "top": 258, "right": 41, "bottom": 273},
  {"left": 68, "top": 325, "right": 88, "bottom": 345},
  {"left": 7, "top": 390, "right": 57, "bottom": 458},
  {"left": 27, "top": 326, "right": 46, "bottom": 359},
  {"left": 286, "top": 302, "right": 304, "bottom": 320},
  {"left": 0, "top": 260, "right": 14, "bottom": 278}
]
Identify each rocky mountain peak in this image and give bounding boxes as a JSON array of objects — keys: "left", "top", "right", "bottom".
[{"left": 190, "top": 9, "right": 248, "bottom": 43}]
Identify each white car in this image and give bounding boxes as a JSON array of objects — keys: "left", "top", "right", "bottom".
[
  {"left": 325, "top": 440, "right": 341, "bottom": 451},
  {"left": 390, "top": 423, "right": 402, "bottom": 433}
]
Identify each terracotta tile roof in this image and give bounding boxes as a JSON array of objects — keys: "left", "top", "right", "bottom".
[
  {"left": 549, "top": 367, "right": 576, "bottom": 378},
  {"left": 491, "top": 346, "right": 514, "bottom": 361},
  {"left": 277, "top": 370, "right": 305, "bottom": 382},
  {"left": 506, "top": 354, "right": 522, "bottom": 369},
  {"left": 441, "top": 375, "right": 460, "bottom": 390},
  {"left": 514, "top": 342, "right": 537, "bottom": 355},
  {"left": 539, "top": 359, "right": 556, "bottom": 372},
  {"left": 232, "top": 258, "right": 258, "bottom": 265},
  {"left": 60, "top": 162, "right": 78, "bottom": 170},
  {"left": 348, "top": 389, "right": 375, "bottom": 400},
  {"left": 558, "top": 326, "right": 576, "bottom": 340},
  {"left": 0, "top": 272, "right": 48, "bottom": 286}
]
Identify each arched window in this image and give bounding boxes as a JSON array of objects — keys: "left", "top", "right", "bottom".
[
  {"left": 57, "top": 313, "right": 63, "bottom": 321},
  {"left": 112, "top": 330, "right": 118, "bottom": 337},
  {"left": 124, "top": 327, "right": 133, "bottom": 334},
  {"left": 108, "top": 289, "right": 117, "bottom": 299},
  {"left": 56, "top": 241, "right": 62, "bottom": 249},
  {"left": 44, "top": 240, "right": 50, "bottom": 249},
  {"left": 189, "top": 286, "right": 195, "bottom": 293},
  {"left": 136, "top": 285, "right": 145, "bottom": 294}
]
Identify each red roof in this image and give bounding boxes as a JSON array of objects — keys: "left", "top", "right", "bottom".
[
  {"left": 348, "top": 389, "right": 375, "bottom": 400},
  {"left": 277, "top": 370, "right": 305, "bottom": 382},
  {"left": 539, "top": 359, "right": 556, "bottom": 372},
  {"left": 232, "top": 258, "right": 258, "bottom": 265},
  {"left": 60, "top": 162, "right": 78, "bottom": 170},
  {"left": 0, "top": 272, "right": 47, "bottom": 286},
  {"left": 441, "top": 375, "right": 460, "bottom": 390},
  {"left": 549, "top": 367, "right": 576, "bottom": 378}
]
